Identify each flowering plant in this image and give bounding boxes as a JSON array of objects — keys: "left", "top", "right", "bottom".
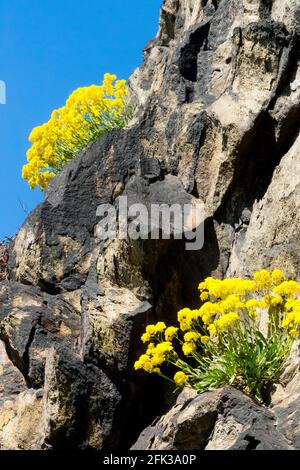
[
  {"left": 22, "top": 73, "right": 131, "bottom": 190},
  {"left": 135, "top": 269, "right": 300, "bottom": 400}
]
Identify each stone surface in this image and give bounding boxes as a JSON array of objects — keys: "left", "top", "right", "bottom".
[
  {"left": 0, "top": 0, "right": 300, "bottom": 450},
  {"left": 132, "top": 386, "right": 290, "bottom": 450}
]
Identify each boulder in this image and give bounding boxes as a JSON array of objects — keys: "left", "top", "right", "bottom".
[{"left": 132, "top": 386, "right": 290, "bottom": 450}]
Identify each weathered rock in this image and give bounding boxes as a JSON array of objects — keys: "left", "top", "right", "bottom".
[
  {"left": 132, "top": 386, "right": 290, "bottom": 450},
  {"left": 0, "top": 341, "right": 44, "bottom": 450}
]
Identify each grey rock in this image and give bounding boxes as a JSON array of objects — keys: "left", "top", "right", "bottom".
[
  {"left": 0, "top": 281, "right": 81, "bottom": 388},
  {"left": 43, "top": 347, "right": 122, "bottom": 450},
  {"left": 132, "top": 386, "right": 290, "bottom": 450}
]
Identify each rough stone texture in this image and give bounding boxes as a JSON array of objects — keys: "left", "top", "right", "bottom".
[
  {"left": 0, "top": 281, "right": 81, "bottom": 389},
  {"left": 132, "top": 385, "right": 290, "bottom": 450},
  {"left": 42, "top": 347, "right": 122, "bottom": 450},
  {"left": 0, "top": 244, "right": 8, "bottom": 282},
  {"left": 0, "top": 0, "right": 300, "bottom": 450}
]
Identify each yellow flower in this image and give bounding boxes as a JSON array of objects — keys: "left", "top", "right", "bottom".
[
  {"left": 174, "top": 371, "right": 188, "bottom": 386},
  {"left": 198, "top": 277, "right": 255, "bottom": 299},
  {"left": 182, "top": 342, "right": 196, "bottom": 356},
  {"left": 246, "top": 299, "right": 261, "bottom": 309},
  {"left": 145, "top": 325, "right": 156, "bottom": 336},
  {"left": 155, "top": 322, "right": 167, "bottom": 333},
  {"left": 146, "top": 343, "right": 155, "bottom": 353},
  {"left": 141, "top": 332, "right": 151, "bottom": 343},
  {"left": 134, "top": 360, "right": 142, "bottom": 370},
  {"left": 200, "top": 291, "right": 209, "bottom": 301},
  {"left": 270, "top": 296, "right": 283, "bottom": 306},
  {"left": 215, "top": 312, "right": 240, "bottom": 331},
  {"left": 134, "top": 354, "right": 153, "bottom": 372},
  {"left": 156, "top": 341, "right": 173, "bottom": 353},
  {"left": 177, "top": 308, "right": 197, "bottom": 331},
  {"left": 199, "top": 302, "right": 218, "bottom": 325},
  {"left": 201, "top": 335, "right": 210, "bottom": 344},
  {"left": 151, "top": 352, "right": 165, "bottom": 366},
  {"left": 140, "top": 324, "right": 156, "bottom": 343},
  {"left": 219, "top": 294, "right": 243, "bottom": 314},
  {"left": 273, "top": 281, "right": 300, "bottom": 297},
  {"left": 23, "top": 73, "right": 130, "bottom": 190}
]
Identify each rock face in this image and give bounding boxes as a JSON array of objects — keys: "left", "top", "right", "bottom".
[
  {"left": 1, "top": 0, "right": 300, "bottom": 450},
  {"left": 132, "top": 342, "right": 300, "bottom": 450}
]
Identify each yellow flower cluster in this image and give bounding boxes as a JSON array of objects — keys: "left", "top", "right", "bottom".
[
  {"left": 177, "top": 308, "right": 199, "bottom": 331},
  {"left": 182, "top": 331, "right": 200, "bottom": 356},
  {"left": 214, "top": 312, "right": 240, "bottom": 332},
  {"left": 141, "top": 322, "right": 166, "bottom": 343},
  {"left": 134, "top": 341, "right": 173, "bottom": 373},
  {"left": 22, "top": 73, "right": 130, "bottom": 190},
  {"left": 165, "top": 326, "right": 179, "bottom": 341},
  {"left": 273, "top": 281, "right": 300, "bottom": 297}
]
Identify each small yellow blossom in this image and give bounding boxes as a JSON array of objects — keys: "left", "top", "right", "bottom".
[
  {"left": 184, "top": 332, "right": 199, "bottom": 343},
  {"left": 155, "top": 322, "right": 167, "bottom": 333},
  {"left": 254, "top": 269, "right": 272, "bottom": 289},
  {"left": 23, "top": 73, "right": 130, "bottom": 190},
  {"left": 200, "top": 291, "right": 209, "bottom": 301},
  {"left": 270, "top": 296, "right": 283, "bottom": 306},
  {"left": 215, "top": 312, "right": 240, "bottom": 332},
  {"left": 271, "top": 269, "right": 285, "bottom": 284},
  {"left": 141, "top": 333, "right": 151, "bottom": 343},
  {"left": 273, "top": 281, "right": 300, "bottom": 297},
  {"left": 182, "top": 342, "right": 196, "bottom": 356}
]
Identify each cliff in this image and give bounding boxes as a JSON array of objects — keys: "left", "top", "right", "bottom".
[{"left": 0, "top": 0, "right": 300, "bottom": 450}]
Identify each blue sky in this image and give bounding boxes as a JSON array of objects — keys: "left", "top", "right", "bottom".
[{"left": 0, "top": 0, "right": 162, "bottom": 241}]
